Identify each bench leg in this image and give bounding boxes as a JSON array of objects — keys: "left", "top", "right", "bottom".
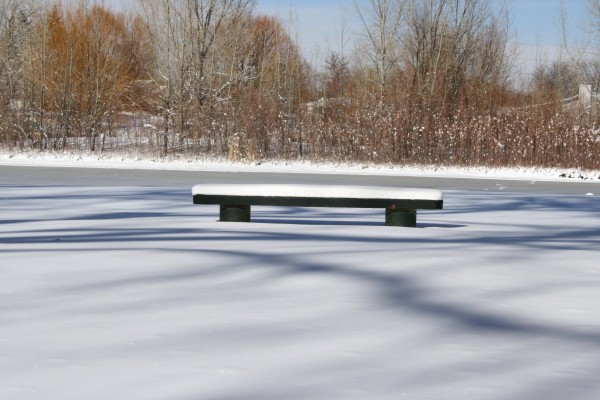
[
  {"left": 220, "top": 204, "right": 251, "bottom": 222},
  {"left": 385, "top": 207, "right": 417, "bottom": 227}
]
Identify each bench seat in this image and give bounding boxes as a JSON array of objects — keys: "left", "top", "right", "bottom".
[{"left": 192, "top": 184, "right": 443, "bottom": 227}]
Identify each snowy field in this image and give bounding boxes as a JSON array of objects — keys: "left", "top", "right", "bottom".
[{"left": 1, "top": 179, "right": 600, "bottom": 399}]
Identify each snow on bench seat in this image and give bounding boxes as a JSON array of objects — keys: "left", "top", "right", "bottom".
[
  {"left": 193, "top": 184, "right": 442, "bottom": 200},
  {"left": 192, "top": 183, "right": 443, "bottom": 227}
]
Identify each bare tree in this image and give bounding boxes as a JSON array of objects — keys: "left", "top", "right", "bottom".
[
  {"left": 589, "top": 0, "right": 600, "bottom": 52},
  {"left": 353, "top": 0, "right": 404, "bottom": 100},
  {"left": 0, "top": 0, "right": 46, "bottom": 148},
  {"left": 0, "top": 1, "right": 25, "bottom": 104},
  {"left": 323, "top": 51, "right": 351, "bottom": 98},
  {"left": 15, "top": 2, "right": 153, "bottom": 152},
  {"left": 403, "top": 0, "right": 510, "bottom": 111},
  {"left": 182, "top": 0, "right": 255, "bottom": 105},
  {"left": 139, "top": 0, "right": 187, "bottom": 154},
  {"left": 140, "top": 0, "right": 256, "bottom": 155}
]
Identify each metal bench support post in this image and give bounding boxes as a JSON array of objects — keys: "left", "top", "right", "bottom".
[
  {"left": 220, "top": 204, "right": 251, "bottom": 222},
  {"left": 385, "top": 207, "right": 417, "bottom": 227}
]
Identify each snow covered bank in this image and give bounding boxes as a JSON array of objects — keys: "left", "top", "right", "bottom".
[
  {"left": 1, "top": 150, "right": 599, "bottom": 182},
  {"left": 1, "top": 185, "right": 600, "bottom": 400}
]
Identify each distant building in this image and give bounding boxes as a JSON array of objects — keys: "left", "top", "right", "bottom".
[{"left": 562, "top": 84, "right": 600, "bottom": 111}]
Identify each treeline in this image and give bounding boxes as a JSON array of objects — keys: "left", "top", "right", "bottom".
[{"left": 0, "top": 0, "right": 598, "bottom": 170}]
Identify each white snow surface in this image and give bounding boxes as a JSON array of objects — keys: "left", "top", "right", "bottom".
[
  {"left": 2, "top": 183, "right": 600, "bottom": 400},
  {"left": 1, "top": 150, "right": 600, "bottom": 181},
  {"left": 193, "top": 183, "right": 443, "bottom": 201}
]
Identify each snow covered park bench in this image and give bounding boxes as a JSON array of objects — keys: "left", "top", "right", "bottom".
[{"left": 192, "top": 184, "right": 443, "bottom": 227}]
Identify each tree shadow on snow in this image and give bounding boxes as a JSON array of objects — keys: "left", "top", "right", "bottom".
[{"left": 3, "top": 187, "right": 600, "bottom": 346}]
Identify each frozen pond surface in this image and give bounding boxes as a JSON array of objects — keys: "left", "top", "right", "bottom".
[{"left": 1, "top": 163, "right": 599, "bottom": 195}]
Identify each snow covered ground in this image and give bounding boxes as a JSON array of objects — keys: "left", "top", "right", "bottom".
[{"left": 1, "top": 180, "right": 599, "bottom": 399}]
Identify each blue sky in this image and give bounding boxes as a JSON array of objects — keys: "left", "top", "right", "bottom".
[
  {"left": 106, "top": 0, "right": 592, "bottom": 75},
  {"left": 256, "top": 0, "right": 592, "bottom": 74}
]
